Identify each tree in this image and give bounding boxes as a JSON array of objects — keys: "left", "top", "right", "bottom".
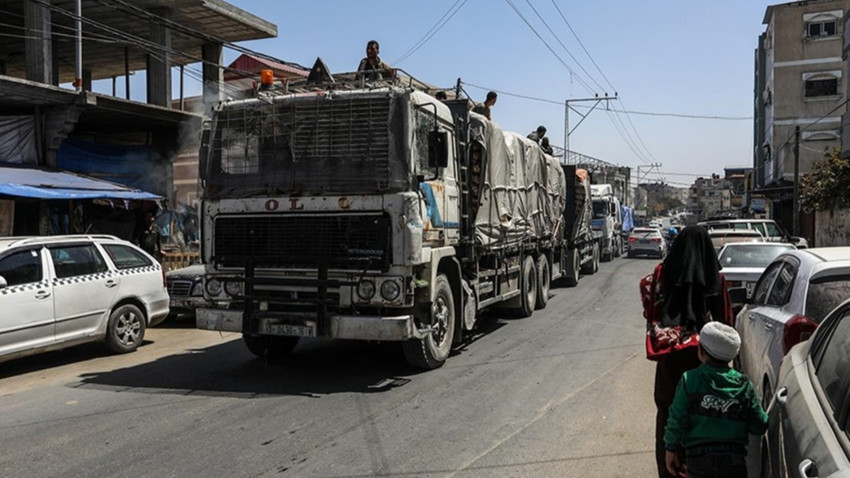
[{"left": 800, "top": 148, "right": 850, "bottom": 211}]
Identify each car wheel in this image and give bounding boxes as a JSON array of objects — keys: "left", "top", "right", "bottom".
[
  {"left": 243, "top": 335, "right": 300, "bottom": 359},
  {"left": 105, "top": 304, "right": 146, "bottom": 353},
  {"left": 403, "top": 273, "right": 455, "bottom": 369}
]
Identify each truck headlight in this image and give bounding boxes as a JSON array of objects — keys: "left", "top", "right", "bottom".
[
  {"left": 206, "top": 278, "right": 222, "bottom": 296},
  {"left": 225, "top": 280, "right": 242, "bottom": 297},
  {"left": 357, "top": 279, "right": 376, "bottom": 300},
  {"left": 380, "top": 280, "right": 400, "bottom": 301}
]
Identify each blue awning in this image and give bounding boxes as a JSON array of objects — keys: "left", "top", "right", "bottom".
[{"left": 0, "top": 165, "right": 161, "bottom": 200}]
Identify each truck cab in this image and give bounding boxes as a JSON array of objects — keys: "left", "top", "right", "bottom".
[{"left": 589, "top": 184, "right": 623, "bottom": 261}]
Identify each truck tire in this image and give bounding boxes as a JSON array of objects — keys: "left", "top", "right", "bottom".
[
  {"left": 563, "top": 248, "right": 579, "bottom": 287},
  {"left": 403, "top": 274, "right": 455, "bottom": 369},
  {"left": 243, "top": 335, "right": 299, "bottom": 360},
  {"left": 613, "top": 237, "right": 622, "bottom": 258},
  {"left": 535, "top": 255, "right": 550, "bottom": 310},
  {"left": 582, "top": 242, "right": 599, "bottom": 275},
  {"left": 514, "top": 255, "right": 538, "bottom": 318}
]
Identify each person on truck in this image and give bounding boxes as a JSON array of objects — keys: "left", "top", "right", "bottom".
[
  {"left": 540, "top": 137, "right": 554, "bottom": 155},
  {"left": 472, "top": 91, "right": 497, "bottom": 119},
  {"left": 357, "top": 40, "right": 394, "bottom": 81},
  {"left": 527, "top": 125, "right": 547, "bottom": 143}
]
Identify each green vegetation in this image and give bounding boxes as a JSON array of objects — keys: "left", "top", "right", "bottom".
[{"left": 800, "top": 148, "right": 850, "bottom": 211}]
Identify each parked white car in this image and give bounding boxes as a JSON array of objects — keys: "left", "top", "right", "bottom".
[
  {"left": 717, "top": 242, "right": 796, "bottom": 311},
  {"left": 764, "top": 297, "right": 850, "bottom": 478},
  {"left": 0, "top": 235, "right": 169, "bottom": 363},
  {"left": 735, "top": 247, "right": 850, "bottom": 408}
]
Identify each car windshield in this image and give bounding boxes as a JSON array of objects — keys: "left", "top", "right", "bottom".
[
  {"left": 718, "top": 244, "right": 794, "bottom": 268},
  {"left": 805, "top": 275, "right": 850, "bottom": 322}
]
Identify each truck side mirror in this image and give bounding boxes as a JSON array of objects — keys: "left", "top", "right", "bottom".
[
  {"left": 428, "top": 130, "right": 449, "bottom": 169},
  {"left": 199, "top": 128, "right": 211, "bottom": 181}
]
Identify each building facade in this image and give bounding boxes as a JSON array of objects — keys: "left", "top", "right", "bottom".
[{"left": 755, "top": 0, "right": 850, "bottom": 239}]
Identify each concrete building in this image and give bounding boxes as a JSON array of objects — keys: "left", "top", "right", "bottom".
[
  {"left": 688, "top": 175, "right": 732, "bottom": 222},
  {"left": 0, "top": 0, "right": 275, "bottom": 237},
  {"left": 755, "top": 0, "right": 850, "bottom": 240}
]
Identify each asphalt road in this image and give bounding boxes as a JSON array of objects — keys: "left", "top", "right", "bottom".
[{"left": 0, "top": 256, "right": 663, "bottom": 478}]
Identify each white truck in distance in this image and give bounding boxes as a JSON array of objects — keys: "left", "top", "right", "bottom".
[
  {"left": 194, "top": 67, "right": 583, "bottom": 369},
  {"left": 589, "top": 184, "right": 623, "bottom": 261}
]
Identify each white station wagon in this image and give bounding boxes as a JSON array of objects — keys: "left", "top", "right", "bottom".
[{"left": 0, "top": 235, "right": 169, "bottom": 363}]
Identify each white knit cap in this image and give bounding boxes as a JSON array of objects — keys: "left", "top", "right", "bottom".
[{"left": 700, "top": 321, "right": 741, "bottom": 362}]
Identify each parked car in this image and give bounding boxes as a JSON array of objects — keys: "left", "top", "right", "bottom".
[
  {"left": 0, "top": 235, "right": 169, "bottom": 363},
  {"left": 626, "top": 227, "right": 667, "bottom": 258},
  {"left": 707, "top": 228, "right": 764, "bottom": 253},
  {"left": 717, "top": 242, "right": 796, "bottom": 312},
  {"left": 763, "top": 297, "right": 850, "bottom": 478},
  {"left": 735, "top": 247, "right": 850, "bottom": 409},
  {"left": 166, "top": 263, "right": 207, "bottom": 319},
  {"left": 699, "top": 218, "right": 808, "bottom": 248}
]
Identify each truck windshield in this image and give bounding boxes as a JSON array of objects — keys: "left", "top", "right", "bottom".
[
  {"left": 592, "top": 201, "right": 608, "bottom": 219},
  {"left": 203, "top": 94, "right": 411, "bottom": 197}
]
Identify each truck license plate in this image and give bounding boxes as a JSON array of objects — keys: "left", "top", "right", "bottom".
[{"left": 268, "top": 324, "right": 315, "bottom": 337}]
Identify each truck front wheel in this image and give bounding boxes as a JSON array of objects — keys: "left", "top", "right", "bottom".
[
  {"left": 403, "top": 274, "right": 455, "bottom": 369},
  {"left": 243, "top": 335, "right": 300, "bottom": 360}
]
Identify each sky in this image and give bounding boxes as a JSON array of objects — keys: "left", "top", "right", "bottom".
[{"left": 93, "top": 0, "right": 780, "bottom": 189}]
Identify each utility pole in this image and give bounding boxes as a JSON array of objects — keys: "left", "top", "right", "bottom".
[
  {"left": 563, "top": 94, "right": 618, "bottom": 164},
  {"left": 792, "top": 125, "right": 800, "bottom": 236}
]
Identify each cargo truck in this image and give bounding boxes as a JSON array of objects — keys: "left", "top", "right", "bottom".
[{"left": 195, "top": 68, "right": 575, "bottom": 369}]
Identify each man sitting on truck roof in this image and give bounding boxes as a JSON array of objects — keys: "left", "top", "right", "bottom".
[
  {"left": 527, "top": 125, "right": 547, "bottom": 143},
  {"left": 357, "top": 40, "right": 394, "bottom": 81}
]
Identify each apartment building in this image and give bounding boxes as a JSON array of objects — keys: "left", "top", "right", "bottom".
[{"left": 755, "top": 0, "right": 850, "bottom": 239}]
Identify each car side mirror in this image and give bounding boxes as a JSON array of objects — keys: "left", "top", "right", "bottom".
[
  {"left": 428, "top": 130, "right": 449, "bottom": 169},
  {"left": 0, "top": 276, "right": 7, "bottom": 289},
  {"left": 728, "top": 287, "right": 748, "bottom": 305}
]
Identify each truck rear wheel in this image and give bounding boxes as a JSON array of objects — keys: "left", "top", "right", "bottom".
[
  {"left": 535, "top": 255, "right": 550, "bottom": 310},
  {"left": 403, "top": 274, "right": 455, "bottom": 370},
  {"left": 243, "top": 335, "right": 300, "bottom": 360},
  {"left": 563, "top": 248, "right": 579, "bottom": 287},
  {"left": 582, "top": 242, "right": 599, "bottom": 275},
  {"left": 514, "top": 255, "right": 537, "bottom": 318}
]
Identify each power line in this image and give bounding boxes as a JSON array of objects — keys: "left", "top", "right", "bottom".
[{"left": 392, "top": 0, "right": 469, "bottom": 65}]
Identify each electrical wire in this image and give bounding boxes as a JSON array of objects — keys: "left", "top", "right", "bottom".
[{"left": 392, "top": 0, "right": 469, "bottom": 65}]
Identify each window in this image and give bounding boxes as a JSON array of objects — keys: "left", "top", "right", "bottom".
[
  {"left": 804, "top": 71, "right": 841, "bottom": 98},
  {"left": 49, "top": 244, "right": 108, "bottom": 278},
  {"left": 814, "top": 309, "right": 850, "bottom": 414},
  {"left": 753, "top": 263, "right": 782, "bottom": 305},
  {"left": 0, "top": 249, "right": 42, "bottom": 286},
  {"left": 803, "top": 130, "right": 840, "bottom": 142},
  {"left": 805, "top": 275, "right": 850, "bottom": 322},
  {"left": 767, "top": 263, "right": 796, "bottom": 306},
  {"left": 807, "top": 20, "right": 837, "bottom": 37},
  {"left": 101, "top": 244, "right": 152, "bottom": 270}
]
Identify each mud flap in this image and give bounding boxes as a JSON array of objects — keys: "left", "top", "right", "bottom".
[{"left": 461, "top": 280, "right": 476, "bottom": 330}]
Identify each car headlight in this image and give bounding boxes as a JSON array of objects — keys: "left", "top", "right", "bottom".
[
  {"left": 190, "top": 282, "right": 204, "bottom": 297},
  {"left": 380, "top": 280, "right": 400, "bottom": 301},
  {"left": 206, "top": 278, "right": 222, "bottom": 296},
  {"left": 357, "top": 279, "right": 376, "bottom": 300},
  {"left": 225, "top": 280, "right": 242, "bottom": 297}
]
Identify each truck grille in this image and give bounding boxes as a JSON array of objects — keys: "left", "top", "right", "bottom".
[
  {"left": 213, "top": 214, "right": 391, "bottom": 270},
  {"left": 167, "top": 280, "right": 193, "bottom": 297}
]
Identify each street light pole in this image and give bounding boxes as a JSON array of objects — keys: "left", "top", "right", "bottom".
[{"left": 563, "top": 94, "right": 618, "bottom": 164}]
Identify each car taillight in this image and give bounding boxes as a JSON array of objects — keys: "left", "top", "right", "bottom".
[
  {"left": 782, "top": 314, "right": 818, "bottom": 354},
  {"left": 651, "top": 237, "right": 661, "bottom": 243},
  {"left": 628, "top": 237, "right": 637, "bottom": 243}
]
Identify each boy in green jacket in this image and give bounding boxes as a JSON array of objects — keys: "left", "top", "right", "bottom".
[{"left": 664, "top": 322, "right": 769, "bottom": 478}]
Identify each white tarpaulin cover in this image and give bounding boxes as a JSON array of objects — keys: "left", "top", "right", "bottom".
[{"left": 469, "top": 113, "right": 565, "bottom": 248}]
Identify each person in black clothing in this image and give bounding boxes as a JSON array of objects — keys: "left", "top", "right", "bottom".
[
  {"left": 651, "top": 225, "right": 732, "bottom": 478},
  {"left": 136, "top": 211, "right": 163, "bottom": 261}
]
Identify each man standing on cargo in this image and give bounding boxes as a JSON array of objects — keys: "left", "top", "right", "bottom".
[
  {"left": 472, "top": 91, "right": 497, "bottom": 120},
  {"left": 357, "top": 40, "right": 394, "bottom": 81}
]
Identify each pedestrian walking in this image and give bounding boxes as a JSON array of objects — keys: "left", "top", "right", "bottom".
[
  {"left": 639, "top": 225, "right": 734, "bottom": 478},
  {"left": 664, "top": 322, "right": 768, "bottom": 477}
]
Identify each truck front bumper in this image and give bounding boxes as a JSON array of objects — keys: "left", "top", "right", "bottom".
[{"left": 195, "top": 308, "right": 427, "bottom": 341}]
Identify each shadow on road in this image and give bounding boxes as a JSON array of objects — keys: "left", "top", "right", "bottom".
[{"left": 68, "top": 317, "right": 510, "bottom": 400}]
